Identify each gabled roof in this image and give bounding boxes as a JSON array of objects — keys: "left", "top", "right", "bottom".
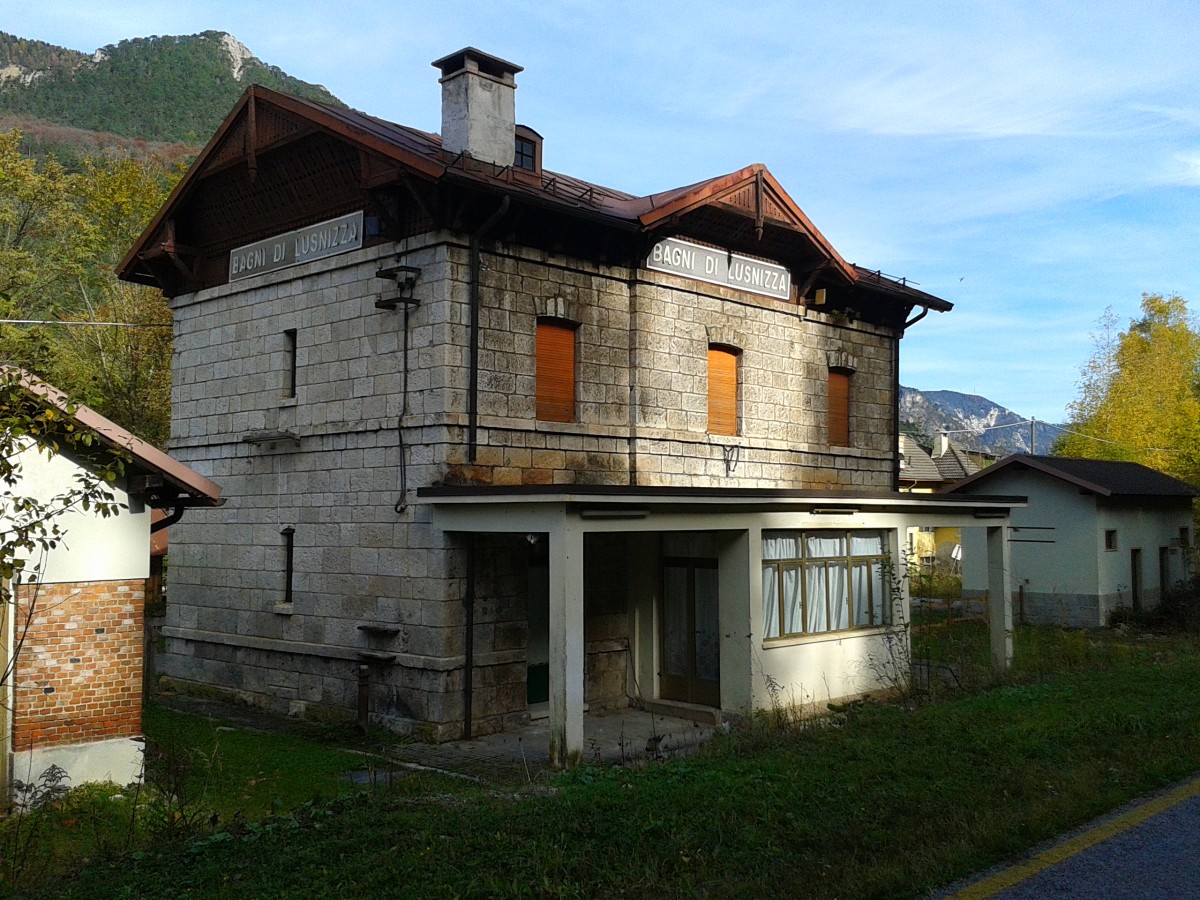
[
  {"left": 948, "top": 455, "right": 1200, "bottom": 499},
  {"left": 10, "top": 369, "right": 223, "bottom": 509},
  {"left": 931, "top": 441, "right": 982, "bottom": 482},
  {"left": 899, "top": 434, "right": 944, "bottom": 484},
  {"left": 118, "top": 84, "right": 951, "bottom": 315}
]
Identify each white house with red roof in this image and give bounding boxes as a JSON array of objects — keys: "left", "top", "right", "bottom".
[{"left": 2, "top": 371, "right": 221, "bottom": 800}]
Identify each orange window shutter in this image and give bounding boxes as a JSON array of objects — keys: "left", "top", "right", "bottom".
[
  {"left": 708, "top": 348, "right": 738, "bottom": 436},
  {"left": 537, "top": 322, "right": 575, "bottom": 422},
  {"left": 828, "top": 371, "right": 850, "bottom": 446}
]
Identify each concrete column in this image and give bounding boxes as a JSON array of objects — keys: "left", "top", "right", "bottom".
[
  {"left": 718, "top": 529, "right": 752, "bottom": 714},
  {"left": 986, "top": 525, "right": 1013, "bottom": 668},
  {"left": 547, "top": 515, "right": 584, "bottom": 769}
]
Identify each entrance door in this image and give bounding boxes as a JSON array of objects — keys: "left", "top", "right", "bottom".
[{"left": 660, "top": 559, "right": 720, "bottom": 707}]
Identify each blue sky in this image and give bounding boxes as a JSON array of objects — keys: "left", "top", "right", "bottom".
[{"left": 6, "top": 0, "right": 1200, "bottom": 423}]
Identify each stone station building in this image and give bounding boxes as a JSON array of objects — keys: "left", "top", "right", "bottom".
[{"left": 120, "top": 49, "right": 1019, "bottom": 766}]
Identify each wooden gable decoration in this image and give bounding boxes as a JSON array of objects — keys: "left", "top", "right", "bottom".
[{"left": 638, "top": 164, "right": 857, "bottom": 286}]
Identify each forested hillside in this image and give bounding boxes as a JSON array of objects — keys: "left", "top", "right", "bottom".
[
  {"left": 0, "top": 29, "right": 347, "bottom": 445},
  {"left": 0, "top": 30, "right": 343, "bottom": 145}
]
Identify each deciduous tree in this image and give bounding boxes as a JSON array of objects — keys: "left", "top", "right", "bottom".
[{"left": 1056, "top": 294, "right": 1200, "bottom": 484}]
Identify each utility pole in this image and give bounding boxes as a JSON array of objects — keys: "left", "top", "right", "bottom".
[{"left": 1030, "top": 418, "right": 1036, "bottom": 455}]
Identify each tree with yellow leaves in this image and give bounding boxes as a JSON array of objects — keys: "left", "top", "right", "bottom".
[
  {"left": 0, "top": 130, "right": 179, "bottom": 446},
  {"left": 1056, "top": 294, "right": 1200, "bottom": 485}
]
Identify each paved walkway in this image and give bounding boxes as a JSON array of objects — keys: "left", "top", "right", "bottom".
[
  {"left": 157, "top": 695, "right": 715, "bottom": 784},
  {"left": 942, "top": 775, "right": 1200, "bottom": 898}
]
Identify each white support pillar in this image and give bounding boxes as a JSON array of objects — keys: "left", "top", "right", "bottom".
[
  {"left": 986, "top": 525, "right": 1013, "bottom": 669},
  {"left": 547, "top": 515, "right": 585, "bottom": 769}
]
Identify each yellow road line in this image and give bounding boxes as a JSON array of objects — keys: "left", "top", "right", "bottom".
[{"left": 952, "top": 775, "right": 1200, "bottom": 899}]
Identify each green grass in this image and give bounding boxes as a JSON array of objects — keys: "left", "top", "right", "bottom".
[
  {"left": 12, "top": 628, "right": 1200, "bottom": 898},
  {"left": 138, "top": 704, "right": 371, "bottom": 821}
]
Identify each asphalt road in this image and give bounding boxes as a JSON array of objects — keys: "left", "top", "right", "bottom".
[{"left": 945, "top": 776, "right": 1200, "bottom": 898}]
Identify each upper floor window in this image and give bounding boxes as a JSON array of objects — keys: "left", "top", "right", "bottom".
[
  {"left": 1105, "top": 529, "right": 1118, "bottom": 551},
  {"left": 708, "top": 346, "right": 739, "bottom": 436},
  {"left": 536, "top": 320, "right": 576, "bottom": 422},
  {"left": 514, "top": 125, "right": 542, "bottom": 173},
  {"left": 828, "top": 369, "right": 851, "bottom": 447}
]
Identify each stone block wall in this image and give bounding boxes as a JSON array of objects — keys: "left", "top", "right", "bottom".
[
  {"left": 160, "top": 230, "right": 900, "bottom": 734},
  {"left": 462, "top": 242, "right": 897, "bottom": 491},
  {"left": 13, "top": 580, "right": 144, "bottom": 751}
]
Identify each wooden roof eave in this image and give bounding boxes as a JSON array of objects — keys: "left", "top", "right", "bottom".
[
  {"left": 438, "top": 166, "right": 644, "bottom": 233},
  {"left": 4, "top": 367, "right": 223, "bottom": 508},
  {"left": 118, "top": 85, "right": 448, "bottom": 286},
  {"left": 638, "top": 164, "right": 858, "bottom": 284}
]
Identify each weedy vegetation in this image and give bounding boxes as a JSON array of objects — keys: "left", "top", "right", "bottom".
[{"left": 8, "top": 586, "right": 1200, "bottom": 898}]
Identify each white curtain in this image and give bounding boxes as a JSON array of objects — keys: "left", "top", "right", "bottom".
[
  {"left": 762, "top": 563, "right": 803, "bottom": 638},
  {"left": 853, "top": 561, "right": 872, "bottom": 626},
  {"left": 805, "top": 563, "right": 827, "bottom": 632},
  {"left": 763, "top": 533, "right": 801, "bottom": 560},
  {"left": 762, "top": 565, "right": 779, "bottom": 638},
  {"left": 805, "top": 533, "right": 845, "bottom": 558},
  {"left": 828, "top": 562, "right": 849, "bottom": 630},
  {"left": 850, "top": 532, "right": 884, "bottom": 556},
  {"left": 783, "top": 565, "right": 802, "bottom": 635}
]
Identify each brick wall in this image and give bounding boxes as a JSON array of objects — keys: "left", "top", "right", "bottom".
[{"left": 12, "top": 579, "right": 144, "bottom": 751}]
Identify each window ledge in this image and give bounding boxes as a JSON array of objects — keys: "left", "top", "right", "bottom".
[{"left": 762, "top": 625, "right": 898, "bottom": 649}]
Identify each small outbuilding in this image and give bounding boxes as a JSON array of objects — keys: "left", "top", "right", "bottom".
[
  {"left": 951, "top": 456, "right": 1197, "bottom": 627},
  {"left": 1, "top": 372, "right": 222, "bottom": 802}
]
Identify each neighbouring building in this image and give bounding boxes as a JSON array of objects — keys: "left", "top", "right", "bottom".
[
  {"left": 952, "top": 455, "right": 1197, "bottom": 627},
  {"left": 2, "top": 372, "right": 221, "bottom": 801},
  {"left": 119, "top": 48, "right": 1019, "bottom": 766}
]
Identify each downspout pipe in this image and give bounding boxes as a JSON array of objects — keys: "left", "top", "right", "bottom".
[
  {"left": 463, "top": 533, "right": 477, "bottom": 739},
  {"left": 151, "top": 505, "right": 187, "bottom": 533},
  {"left": 895, "top": 305, "right": 933, "bottom": 490},
  {"left": 467, "top": 196, "right": 511, "bottom": 462}
]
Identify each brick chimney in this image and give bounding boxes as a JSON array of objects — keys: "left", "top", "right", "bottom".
[{"left": 432, "top": 48, "right": 522, "bottom": 167}]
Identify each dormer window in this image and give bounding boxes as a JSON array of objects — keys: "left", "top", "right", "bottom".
[{"left": 514, "top": 124, "right": 542, "bottom": 174}]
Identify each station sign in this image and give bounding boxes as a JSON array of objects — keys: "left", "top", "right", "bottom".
[
  {"left": 646, "top": 236, "right": 791, "bottom": 301},
  {"left": 229, "top": 211, "right": 364, "bottom": 282}
]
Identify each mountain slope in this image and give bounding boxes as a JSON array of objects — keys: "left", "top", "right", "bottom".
[
  {"left": 0, "top": 30, "right": 344, "bottom": 145},
  {"left": 900, "top": 386, "right": 1064, "bottom": 456}
]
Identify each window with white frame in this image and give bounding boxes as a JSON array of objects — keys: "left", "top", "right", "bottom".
[{"left": 762, "top": 530, "right": 890, "bottom": 639}]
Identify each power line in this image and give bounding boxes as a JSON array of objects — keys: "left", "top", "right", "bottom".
[
  {"left": 0, "top": 319, "right": 171, "bottom": 329},
  {"left": 930, "top": 418, "right": 1036, "bottom": 436},
  {"left": 1052, "top": 423, "right": 1183, "bottom": 454}
]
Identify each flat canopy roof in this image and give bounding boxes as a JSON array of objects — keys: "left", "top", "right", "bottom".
[{"left": 419, "top": 485, "right": 1024, "bottom": 531}]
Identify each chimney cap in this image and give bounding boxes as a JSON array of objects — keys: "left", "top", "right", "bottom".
[{"left": 432, "top": 47, "right": 523, "bottom": 83}]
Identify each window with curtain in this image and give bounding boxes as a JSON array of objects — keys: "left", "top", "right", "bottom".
[
  {"left": 828, "top": 369, "right": 851, "bottom": 447},
  {"left": 536, "top": 320, "right": 576, "bottom": 422},
  {"left": 708, "top": 346, "right": 738, "bottom": 436},
  {"left": 762, "top": 530, "right": 889, "bottom": 639}
]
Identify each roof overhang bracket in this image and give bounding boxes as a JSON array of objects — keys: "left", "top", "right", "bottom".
[
  {"left": 903, "top": 304, "right": 931, "bottom": 333},
  {"left": 754, "top": 169, "right": 765, "bottom": 241},
  {"left": 245, "top": 91, "right": 258, "bottom": 182}
]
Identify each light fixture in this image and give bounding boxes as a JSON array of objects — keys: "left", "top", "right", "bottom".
[
  {"left": 810, "top": 507, "right": 857, "bottom": 516},
  {"left": 375, "top": 264, "right": 422, "bottom": 309},
  {"left": 579, "top": 508, "right": 648, "bottom": 520}
]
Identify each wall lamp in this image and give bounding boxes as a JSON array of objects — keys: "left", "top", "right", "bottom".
[
  {"left": 579, "top": 508, "right": 648, "bottom": 520},
  {"left": 375, "top": 264, "right": 422, "bottom": 309}
]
